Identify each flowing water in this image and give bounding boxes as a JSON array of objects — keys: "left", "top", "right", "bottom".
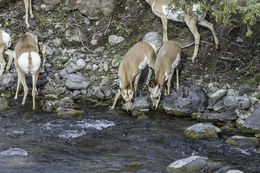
[{"left": 0, "top": 100, "right": 259, "bottom": 173}]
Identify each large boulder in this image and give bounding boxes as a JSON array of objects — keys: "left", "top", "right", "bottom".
[
  {"left": 242, "top": 107, "right": 260, "bottom": 133},
  {"left": 143, "top": 32, "right": 163, "bottom": 54},
  {"left": 131, "top": 96, "right": 151, "bottom": 116},
  {"left": 163, "top": 84, "right": 208, "bottom": 116},
  {"left": 224, "top": 96, "right": 251, "bottom": 110},
  {"left": 72, "top": 0, "right": 114, "bottom": 18},
  {"left": 0, "top": 73, "right": 15, "bottom": 90}
]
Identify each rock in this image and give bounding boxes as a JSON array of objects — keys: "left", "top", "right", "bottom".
[
  {"left": 0, "top": 97, "right": 9, "bottom": 111},
  {"left": 0, "top": 73, "right": 15, "bottom": 89},
  {"left": 44, "top": 0, "right": 61, "bottom": 5},
  {"left": 76, "top": 59, "right": 86, "bottom": 70},
  {"left": 226, "top": 170, "right": 244, "bottom": 173},
  {"left": 166, "top": 156, "right": 226, "bottom": 173},
  {"left": 0, "top": 148, "right": 28, "bottom": 157},
  {"left": 92, "top": 64, "right": 99, "bottom": 71},
  {"left": 73, "top": 0, "right": 114, "bottom": 17},
  {"left": 225, "top": 135, "right": 259, "bottom": 148},
  {"left": 163, "top": 84, "right": 208, "bottom": 116},
  {"left": 127, "top": 161, "right": 143, "bottom": 167},
  {"left": 196, "top": 109, "right": 237, "bottom": 122},
  {"left": 184, "top": 122, "right": 222, "bottom": 139},
  {"left": 65, "top": 73, "right": 90, "bottom": 90},
  {"left": 242, "top": 107, "right": 260, "bottom": 133},
  {"left": 208, "top": 89, "right": 227, "bottom": 108},
  {"left": 64, "top": 23, "right": 86, "bottom": 46},
  {"left": 131, "top": 96, "right": 151, "bottom": 116},
  {"left": 103, "top": 63, "right": 109, "bottom": 72},
  {"left": 239, "top": 84, "right": 253, "bottom": 95},
  {"left": 108, "top": 35, "right": 125, "bottom": 45},
  {"left": 56, "top": 107, "right": 84, "bottom": 116},
  {"left": 92, "top": 86, "right": 112, "bottom": 100},
  {"left": 45, "top": 4, "right": 54, "bottom": 11},
  {"left": 53, "top": 38, "right": 62, "bottom": 47},
  {"left": 143, "top": 32, "right": 162, "bottom": 54},
  {"left": 213, "top": 100, "right": 225, "bottom": 111},
  {"left": 224, "top": 96, "right": 251, "bottom": 110},
  {"left": 227, "top": 89, "right": 239, "bottom": 96}
]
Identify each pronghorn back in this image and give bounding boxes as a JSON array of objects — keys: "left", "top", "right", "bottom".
[
  {"left": 14, "top": 35, "right": 42, "bottom": 74},
  {"left": 118, "top": 41, "right": 155, "bottom": 89},
  {"left": 154, "top": 41, "right": 181, "bottom": 85}
]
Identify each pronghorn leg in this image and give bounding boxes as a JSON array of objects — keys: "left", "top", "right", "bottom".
[
  {"left": 185, "top": 14, "right": 200, "bottom": 63},
  {"left": 24, "top": 0, "right": 30, "bottom": 27},
  {"left": 6, "top": 53, "right": 13, "bottom": 72},
  {"left": 146, "top": 68, "right": 152, "bottom": 86},
  {"left": 199, "top": 19, "right": 219, "bottom": 49},
  {"left": 110, "top": 89, "right": 121, "bottom": 110},
  {"left": 176, "top": 69, "right": 179, "bottom": 90},
  {"left": 166, "top": 73, "right": 174, "bottom": 95},
  {"left": 161, "top": 16, "right": 168, "bottom": 42},
  {"left": 0, "top": 49, "right": 6, "bottom": 76},
  {"left": 15, "top": 74, "right": 21, "bottom": 100},
  {"left": 32, "top": 73, "right": 39, "bottom": 110},
  {"left": 20, "top": 75, "right": 28, "bottom": 105},
  {"left": 134, "top": 73, "right": 141, "bottom": 97},
  {"left": 29, "top": 0, "right": 34, "bottom": 18}
]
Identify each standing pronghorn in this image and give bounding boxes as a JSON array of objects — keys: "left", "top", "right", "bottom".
[
  {"left": 24, "top": 0, "right": 34, "bottom": 27},
  {"left": 0, "top": 30, "right": 12, "bottom": 76},
  {"left": 12, "top": 33, "right": 46, "bottom": 110},
  {"left": 149, "top": 41, "right": 181, "bottom": 109},
  {"left": 145, "top": 0, "right": 219, "bottom": 62},
  {"left": 110, "top": 41, "right": 156, "bottom": 111}
]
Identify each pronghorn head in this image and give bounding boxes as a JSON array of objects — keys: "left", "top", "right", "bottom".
[
  {"left": 149, "top": 85, "right": 162, "bottom": 109},
  {"left": 121, "top": 88, "right": 133, "bottom": 111}
]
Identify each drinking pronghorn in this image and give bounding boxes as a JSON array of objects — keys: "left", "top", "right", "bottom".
[
  {"left": 148, "top": 40, "right": 181, "bottom": 109},
  {"left": 145, "top": 0, "right": 219, "bottom": 62},
  {"left": 24, "top": 0, "right": 34, "bottom": 27},
  {"left": 0, "top": 30, "right": 12, "bottom": 76},
  {"left": 110, "top": 41, "right": 156, "bottom": 111},
  {"left": 11, "top": 33, "right": 47, "bottom": 110}
]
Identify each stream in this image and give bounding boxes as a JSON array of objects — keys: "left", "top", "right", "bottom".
[{"left": 0, "top": 100, "right": 259, "bottom": 173}]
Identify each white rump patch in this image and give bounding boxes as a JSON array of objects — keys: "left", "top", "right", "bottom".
[
  {"left": 138, "top": 55, "right": 148, "bottom": 70},
  {"left": 18, "top": 52, "right": 41, "bottom": 74},
  {"left": 172, "top": 53, "right": 180, "bottom": 69},
  {"left": 2, "top": 31, "right": 11, "bottom": 48}
]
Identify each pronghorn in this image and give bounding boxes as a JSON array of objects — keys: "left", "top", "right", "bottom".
[
  {"left": 11, "top": 33, "right": 46, "bottom": 110},
  {"left": 149, "top": 40, "right": 181, "bottom": 109},
  {"left": 110, "top": 41, "right": 156, "bottom": 111},
  {"left": 24, "top": 0, "right": 34, "bottom": 27},
  {"left": 0, "top": 30, "right": 12, "bottom": 76},
  {"left": 145, "top": 0, "right": 219, "bottom": 62}
]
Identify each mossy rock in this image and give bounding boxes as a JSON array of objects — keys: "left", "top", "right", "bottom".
[{"left": 0, "top": 97, "right": 9, "bottom": 111}]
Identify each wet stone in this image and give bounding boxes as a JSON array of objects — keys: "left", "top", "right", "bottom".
[
  {"left": 242, "top": 107, "right": 260, "bottom": 132},
  {"left": 0, "top": 148, "right": 28, "bottom": 157},
  {"left": 197, "top": 109, "right": 237, "bottom": 122},
  {"left": 225, "top": 135, "right": 259, "bottom": 148},
  {"left": 226, "top": 170, "right": 244, "bottom": 173},
  {"left": 184, "top": 122, "right": 222, "bottom": 139},
  {"left": 208, "top": 89, "right": 227, "bottom": 108},
  {"left": 56, "top": 107, "right": 84, "bottom": 116}
]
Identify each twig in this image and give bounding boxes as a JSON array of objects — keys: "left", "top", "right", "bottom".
[
  {"left": 104, "top": 17, "right": 112, "bottom": 35},
  {"left": 72, "top": 18, "right": 94, "bottom": 53},
  {"left": 181, "top": 40, "right": 213, "bottom": 49}
]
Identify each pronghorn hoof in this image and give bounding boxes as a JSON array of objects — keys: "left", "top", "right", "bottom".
[{"left": 31, "top": 14, "right": 34, "bottom": 18}]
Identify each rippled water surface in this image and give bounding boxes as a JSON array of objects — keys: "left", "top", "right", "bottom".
[{"left": 0, "top": 101, "right": 259, "bottom": 173}]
